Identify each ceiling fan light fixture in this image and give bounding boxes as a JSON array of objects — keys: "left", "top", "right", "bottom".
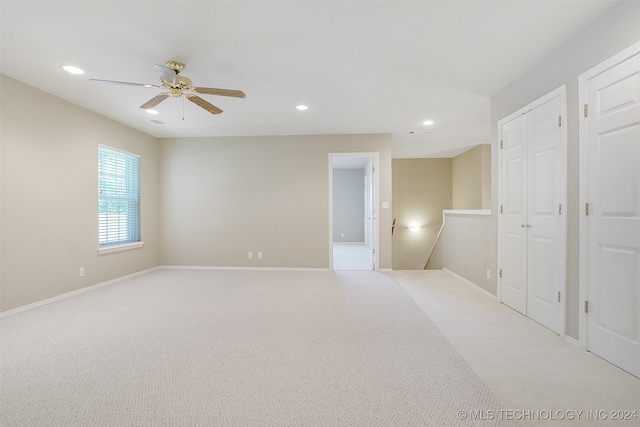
[
  {"left": 91, "top": 60, "right": 245, "bottom": 117},
  {"left": 296, "top": 105, "right": 309, "bottom": 111},
  {"left": 61, "top": 64, "right": 86, "bottom": 75}
]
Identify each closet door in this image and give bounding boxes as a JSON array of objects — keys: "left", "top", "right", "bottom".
[
  {"left": 500, "top": 116, "right": 528, "bottom": 315},
  {"left": 526, "top": 97, "right": 565, "bottom": 334},
  {"left": 498, "top": 86, "right": 566, "bottom": 335}
]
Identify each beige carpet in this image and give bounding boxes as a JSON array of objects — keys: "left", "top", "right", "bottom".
[
  {"left": 1, "top": 269, "right": 516, "bottom": 426},
  {"left": 333, "top": 243, "right": 373, "bottom": 270}
]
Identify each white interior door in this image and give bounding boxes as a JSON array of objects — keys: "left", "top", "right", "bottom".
[
  {"left": 581, "top": 45, "right": 640, "bottom": 377},
  {"left": 364, "top": 167, "right": 372, "bottom": 251},
  {"left": 498, "top": 86, "right": 566, "bottom": 335},
  {"left": 365, "top": 162, "right": 376, "bottom": 269},
  {"left": 526, "top": 97, "right": 566, "bottom": 334},
  {"left": 500, "top": 116, "right": 528, "bottom": 315}
]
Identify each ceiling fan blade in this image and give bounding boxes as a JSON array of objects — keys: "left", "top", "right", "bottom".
[
  {"left": 194, "top": 87, "right": 246, "bottom": 98},
  {"left": 187, "top": 95, "right": 223, "bottom": 115},
  {"left": 154, "top": 64, "right": 179, "bottom": 86},
  {"left": 140, "top": 93, "right": 170, "bottom": 109},
  {"left": 89, "top": 79, "right": 161, "bottom": 89}
]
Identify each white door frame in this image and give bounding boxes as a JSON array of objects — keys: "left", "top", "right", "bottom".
[
  {"left": 578, "top": 41, "right": 640, "bottom": 350},
  {"left": 497, "top": 85, "right": 567, "bottom": 336},
  {"left": 364, "top": 158, "right": 373, "bottom": 252},
  {"left": 329, "top": 152, "right": 380, "bottom": 271}
]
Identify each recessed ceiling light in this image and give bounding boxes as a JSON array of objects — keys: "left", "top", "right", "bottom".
[
  {"left": 61, "top": 65, "right": 86, "bottom": 75},
  {"left": 296, "top": 105, "right": 309, "bottom": 111},
  {"left": 146, "top": 109, "right": 160, "bottom": 115},
  {"left": 423, "top": 120, "right": 435, "bottom": 126}
]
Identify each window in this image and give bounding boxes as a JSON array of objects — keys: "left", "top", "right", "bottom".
[{"left": 98, "top": 146, "right": 140, "bottom": 247}]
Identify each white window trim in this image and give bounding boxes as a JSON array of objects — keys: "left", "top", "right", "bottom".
[
  {"left": 98, "top": 144, "right": 141, "bottom": 247},
  {"left": 98, "top": 144, "right": 141, "bottom": 158},
  {"left": 97, "top": 241, "right": 145, "bottom": 255}
]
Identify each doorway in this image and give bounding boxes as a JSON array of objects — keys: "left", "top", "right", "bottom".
[{"left": 329, "top": 153, "right": 379, "bottom": 271}]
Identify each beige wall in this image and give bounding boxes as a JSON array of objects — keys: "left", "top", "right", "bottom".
[
  {"left": 452, "top": 146, "right": 481, "bottom": 209},
  {"left": 393, "top": 146, "right": 489, "bottom": 272},
  {"left": 395, "top": 148, "right": 495, "bottom": 288},
  {"left": 480, "top": 144, "right": 491, "bottom": 210},
  {"left": 159, "top": 134, "right": 392, "bottom": 270},
  {"left": 491, "top": 1, "right": 640, "bottom": 339},
  {"left": 391, "top": 158, "right": 451, "bottom": 270},
  {"left": 1, "top": 75, "right": 161, "bottom": 312},
  {"left": 452, "top": 144, "right": 491, "bottom": 210},
  {"left": 427, "top": 213, "right": 496, "bottom": 294}
]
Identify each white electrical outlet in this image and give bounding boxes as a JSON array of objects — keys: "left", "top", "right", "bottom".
[
  {"left": 341, "top": 233, "right": 344, "bottom": 238},
  {"left": 79, "top": 267, "right": 85, "bottom": 277},
  {"left": 258, "top": 252, "right": 263, "bottom": 259},
  {"left": 248, "top": 252, "right": 253, "bottom": 259},
  {"left": 486, "top": 269, "right": 491, "bottom": 280}
]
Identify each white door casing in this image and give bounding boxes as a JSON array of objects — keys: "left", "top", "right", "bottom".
[
  {"left": 579, "top": 42, "right": 640, "bottom": 377},
  {"left": 364, "top": 164, "right": 372, "bottom": 251},
  {"left": 364, "top": 161, "right": 376, "bottom": 269},
  {"left": 498, "top": 85, "right": 567, "bottom": 336}
]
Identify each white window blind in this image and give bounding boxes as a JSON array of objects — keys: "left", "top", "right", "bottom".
[{"left": 98, "top": 146, "right": 140, "bottom": 246}]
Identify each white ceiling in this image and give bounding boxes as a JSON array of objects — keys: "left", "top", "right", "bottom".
[{"left": 0, "top": 1, "right": 620, "bottom": 158}]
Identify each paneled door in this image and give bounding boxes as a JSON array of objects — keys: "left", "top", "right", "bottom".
[
  {"left": 500, "top": 115, "right": 528, "bottom": 315},
  {"left": 526, "top": 98, "right": 566, "bottom": 334},
  {"left": 498, "top": 86, "right": 567, "bottom": 336},
  {"left": 580, "top": 42, "right": 640, "bottom": 377}
]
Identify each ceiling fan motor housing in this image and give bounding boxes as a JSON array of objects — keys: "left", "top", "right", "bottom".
[
  {"left": 165, "top": 61, "right": 184, "bottom": 73},
  {"left": 159, "top": 61, "right": 193, "bottom": 92},
  {"left": 160, "top": 74, "right": 193, "bottom": 92}
]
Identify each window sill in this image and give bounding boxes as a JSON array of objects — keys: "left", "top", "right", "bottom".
[{"left": 98, "top": 241, "right": 145, "bottom": 255}]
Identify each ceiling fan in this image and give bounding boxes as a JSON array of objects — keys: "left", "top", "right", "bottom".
[{"left": 90, "top": 60, "right": 246, "bottom": 115}]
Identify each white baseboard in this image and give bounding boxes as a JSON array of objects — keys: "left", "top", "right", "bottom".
[
  {"left": 159, "top": 265, "right": 330, "bottom": 272},
  {"left": 161, "top": 265, "right": 395, "bottom": 274},
  {"left": 443, "top": 268, "right": 498, "bottom": 301},
  {"left": 564, "top": 335, "right": 580, "bottom": 347},
  {"left": 1, "top": 266, "right": 160, "bottom": 318}
]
